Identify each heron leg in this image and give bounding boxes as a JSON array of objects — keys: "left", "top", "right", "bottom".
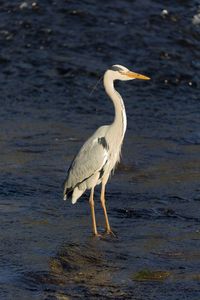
[
  {"left": 100, "top": 183, "right": 113, "bottom": 235},
  {"left": 89, "top": 188, "right": 99, "bottom": 236}
]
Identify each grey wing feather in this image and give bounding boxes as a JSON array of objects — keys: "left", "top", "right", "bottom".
[{"left": 64, "top": 126, "right": 109, "bottom": 194}]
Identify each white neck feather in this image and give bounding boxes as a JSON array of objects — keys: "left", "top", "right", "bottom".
[{"left": 103, "top": 72, "right": 127, "bottom": 139}]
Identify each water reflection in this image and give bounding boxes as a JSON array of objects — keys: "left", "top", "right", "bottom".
[{"left": 26, "top": 241, "right": 130, "bottom": 299}]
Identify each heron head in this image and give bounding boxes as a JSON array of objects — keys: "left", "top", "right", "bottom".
[{"left": 109, "top": 64, "right": 150, "bottom": 81}]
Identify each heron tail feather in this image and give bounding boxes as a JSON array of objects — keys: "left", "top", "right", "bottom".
[
  {"left": 71, "top": 187, "right": 84, "bottom": 204},
  {"left": 63, "top": 187, "right": 73, "bottom": 201},
  {"left": 63, "top": 185, "right": 84, "bottom": 204}
]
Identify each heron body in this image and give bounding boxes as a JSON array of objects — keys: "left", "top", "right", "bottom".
[{"left": 63, "top": 65, "right": 150, "bottom": 236}]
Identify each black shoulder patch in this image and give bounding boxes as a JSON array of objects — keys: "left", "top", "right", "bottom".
[{"left": 98, "top": 137, "right": 109, "bottom": 150}]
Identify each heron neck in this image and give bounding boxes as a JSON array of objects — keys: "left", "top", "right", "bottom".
[{"left": 104, "top": 75, "right": 127, "bottom": 138}]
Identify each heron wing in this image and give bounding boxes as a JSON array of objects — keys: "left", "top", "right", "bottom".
[{"left": 64, "top": 126, "right": 109, "bottom": 192}]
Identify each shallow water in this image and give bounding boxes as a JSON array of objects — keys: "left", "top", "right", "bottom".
[{"left": 0, "top": 0, "right": 200, "bottom": 299}]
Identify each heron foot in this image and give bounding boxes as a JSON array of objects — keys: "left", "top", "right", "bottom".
[
  {"left": 93, "top": 232, "right": 103, "bottom": 238},
  {"left": 105, "top": 229, "right": 117, "bottom": 238}
]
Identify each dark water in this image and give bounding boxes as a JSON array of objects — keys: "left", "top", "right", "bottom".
[{"left": 0, "top": 0, "right": 200, "bottom": 299}]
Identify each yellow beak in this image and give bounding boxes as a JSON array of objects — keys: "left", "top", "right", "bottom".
[{"left": 125, "top": 71, "right": 150, "bottom": 80}]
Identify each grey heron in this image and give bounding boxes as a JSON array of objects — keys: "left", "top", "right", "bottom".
[{"left": 63, "top": 65, "right": 150, "bottom": 236}]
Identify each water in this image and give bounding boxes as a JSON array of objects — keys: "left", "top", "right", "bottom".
[{"left": 0, "top": 0, "right": 200, "bottom": 299}]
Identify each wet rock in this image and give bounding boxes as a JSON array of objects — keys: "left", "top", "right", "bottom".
[{"left": 132, "top": 270, "right": 171, "bottom": 281}]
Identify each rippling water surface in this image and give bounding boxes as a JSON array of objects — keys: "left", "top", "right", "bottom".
[{"left": 0, "top": 0, "right": 200, "bottom": 299}]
